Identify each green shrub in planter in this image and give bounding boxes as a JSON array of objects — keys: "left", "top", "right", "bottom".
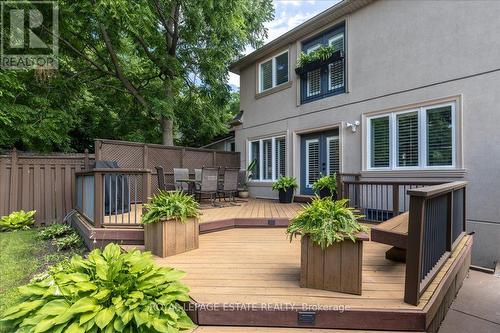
[
  {"left": 0, "top": 210, "right": 35, "bottom": 232},
  {"left": 37, "top": 223, "right": 73, "bottom": 240},
  {"left": 286, "top": 198, "right": 367, "bottom": 249},
  {"left": 0, "top": 243, "right": 194, "bottom": 332},
  {"left": 141, "top": 191, "right": 199, "bottom": 225},
  {"left": 311, "top": 174, "right": 337, "bottom": 199},
  {"left": 272, "top": 176, "right": 298, "bottom": 203}
]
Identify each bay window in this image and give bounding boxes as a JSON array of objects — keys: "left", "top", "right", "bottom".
[
  {"left": 258, "top": 51, "right": 289, "bottom": 93},
  {"left": 249, "top": 136, "right": 287, "bottom": 181},
  {"left": 367, "top": 102, "right": 456, "bottom": 170}
]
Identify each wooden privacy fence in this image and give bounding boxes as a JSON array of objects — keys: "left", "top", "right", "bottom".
[
  {"left": 0, "top": 149, "right": 94, "bottom": 225},
  {"left": 94, "top": 139, "right": 241, "bottom": 193},
  {"left": 404, "top": 181, "right": 467, "bottom": 305}
]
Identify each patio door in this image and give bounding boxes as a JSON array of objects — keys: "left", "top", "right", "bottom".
[{"left": 300, "top": 130, "right": 340, "bottom": 195}]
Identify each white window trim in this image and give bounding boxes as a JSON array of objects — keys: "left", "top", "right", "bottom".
[
  {"left": 305, "top": 138, "right": 319, "bottom": 188},
  {"left": 328, "top": 33, "right": 345, "bottom": 91},
  {"left": 258, "top": 50, "right": 289, "bottom": 93},
  {"left": 248, "top": 135, "right": 287, "bottom": 182},
  {"left": 325, "top": 135, "right": 339, "bottom": 175},
  {"left": 366, "top": 102, "right": 456, "bottom": 171}
]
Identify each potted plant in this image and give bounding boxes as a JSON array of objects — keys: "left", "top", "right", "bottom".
[
  {"left": 239, "top": 160, "right": 257, "bottom": 198},
  {"left": 142, "top": 191, "right": 199, "bottom": 257},
  {"left": 295, "top": 45, "right": 344, "bottom": 75},
  {"left": 312, "top": 173, "right": 338, "bottom": 199},
  {"left": 286, "top": 198, "right": 368, "bottom": 295},
  {"left": 272, "top": 176, "right": 298, "bottom": 203}
]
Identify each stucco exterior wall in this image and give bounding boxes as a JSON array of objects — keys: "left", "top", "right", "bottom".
[{"left": 234, "top": 0, "right": 500, "bottom": 268}]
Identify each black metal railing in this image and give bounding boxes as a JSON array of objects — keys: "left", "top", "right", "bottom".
[
  {"left": 340, "top": 180, "right": 443, "bottom": 223},
  {"left": 404, "top": 181, "right": 467, "bottom": 305}
]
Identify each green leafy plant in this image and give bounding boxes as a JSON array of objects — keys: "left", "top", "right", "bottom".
[
  {"left": 286, "top": 198, "right": 367, "bottom": 249},
  {"left": 141, "top": 191, "right": 199, "bottom": 225},
  {"left": 296, "top": 45, "right": 337, "bottom": 68},
  {"left": 311, "top": 173, "right": 337, "bottom": 194},
  {"left": 272, "top": 176, "right": 298, "bottom": 191},
  {"left": 0, "top": 243, "right": 194, "bottom": 332},
  {"left": 37, "top": 223, "right": 73, "bottom": 240},
  {"left": 246, "top": 159, "right": 257, "bottom": 182},
  {"left": 0, "top": 210, "right": 35, "bottom": 232},
  {"left": 52, "top": 233, "right": 83, "bottom": 251}
]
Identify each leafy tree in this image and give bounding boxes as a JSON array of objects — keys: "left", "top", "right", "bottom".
[{"left": 53, "top": 0, "right": 272, "bottom": 145}]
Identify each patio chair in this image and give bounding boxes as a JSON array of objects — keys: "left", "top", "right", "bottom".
[
  {"left": 155, "top": 166, "right": 176, "bottom": 192},
  {"left": 173, "top": 168, "right": 190, "bottom": 192},
  {"left": 194, "top": 168, "right": 202, "bottom": 182},
  {"left": 218, "top": 168, "right": 240, "bottom": 204},
  {"left": 194, "top": 167, "right": 220, "bottom": 206}
]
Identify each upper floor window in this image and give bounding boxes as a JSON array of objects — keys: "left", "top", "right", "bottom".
[
  {"left": 259, "top": 51, "right": 289, "bottom": 93},
  {"left": 249, "top": 136, "right": 286, "bottom": 181},
  {"left": 367, "top": 102, "right": 456, "bottom": 170},
  {"left": 299, "top": 24, "right": 345, "bottom": 104}
]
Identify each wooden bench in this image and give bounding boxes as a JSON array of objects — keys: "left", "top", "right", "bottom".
[{"left": 370, "top": 212, "right": 409, "bottom": 262}]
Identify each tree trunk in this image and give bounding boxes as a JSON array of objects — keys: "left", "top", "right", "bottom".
[
  {"left": 162, "top": 117, "right": 174, "bottom": 146},
  {"left": 162, "top": 79, "right": 175, "bottom": 146}
]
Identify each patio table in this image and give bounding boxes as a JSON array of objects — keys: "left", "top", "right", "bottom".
[{"left": 176, "top": 179, "right": 199, "bottom": 195}]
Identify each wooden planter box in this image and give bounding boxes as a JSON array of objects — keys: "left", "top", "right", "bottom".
[
  {"left": 300, "top": 233, "right": 368, "bottom": 295},
  {"left": 144, "top": 218, "right": 199, "bottom": 257}
]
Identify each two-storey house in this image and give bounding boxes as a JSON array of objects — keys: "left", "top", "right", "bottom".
[{"left": 229, "top": 0, "right": 500, "bottom": 269}]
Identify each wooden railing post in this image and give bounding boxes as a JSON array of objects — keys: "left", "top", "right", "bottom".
[
  {"left": 392, "top": 184, "right": 400, "bottom": 217},
  {"left": 404, "top": 195, "right": 426, "bottom": 305},
  {"left": 93, "top": 171, "right": 103, "bottom": 228},
  {"left": 142, "top": 171, "right": 151, "bottom": 204},
  {"left": 336, "top": 175, "right": 342, "bottom": 199},
  {"left": 84, "top": 149, "right": 90, "bottom": 170}
]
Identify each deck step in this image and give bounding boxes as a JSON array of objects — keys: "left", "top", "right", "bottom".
[
  {"left": 190, "top": 326, "right": 424, "bottom": 332},
  {"left": 294, "top": 195, "right": 314, "bottom": 203}
]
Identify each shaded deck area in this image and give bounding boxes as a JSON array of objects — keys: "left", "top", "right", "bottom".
[{"left": 155, "top": 228, "right": 472, "bottom": 331}]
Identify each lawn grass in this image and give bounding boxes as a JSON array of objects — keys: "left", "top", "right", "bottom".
[
  {"left": 0, "top": 229, "right": 86, "bottom": 332},
  {"left": 0, "top": 230, "right": 44, "bottom": 315}
]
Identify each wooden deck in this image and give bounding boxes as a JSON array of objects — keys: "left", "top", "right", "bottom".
[
  {"left": 102, "top": 198, "right": 304, "bottom": 226},
  {"left": 155, "top": 229, "right": 472, "bottom": 331}
]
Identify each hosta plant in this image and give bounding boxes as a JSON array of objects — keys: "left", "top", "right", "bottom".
[
  {"left": 0, "top": 243, "right": 194, "bottom": 332},
  {"left": 271, "top": 176, "right": 298, "bottom": 191},
  {"left": 286, "top": 198, "right": 367, "bottom": 249},
  {"left": 141, "top": 190, "right": 199, "bottom": 225},
  {"left": 52, "top": 232, "right": 83, "bottom": 251},
  {"left": 311, "top": 173, "right": 337, "bottom": 194},
  {"left": 0, "top": 210, "right": 36, "bottom": 232},
  {"left": 37, "top": 223, "right": 73, "bottom": 240}
]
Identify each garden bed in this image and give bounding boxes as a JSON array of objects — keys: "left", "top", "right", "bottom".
[{"left": 0, "top": 229, "right": 86, "bottom": 331}]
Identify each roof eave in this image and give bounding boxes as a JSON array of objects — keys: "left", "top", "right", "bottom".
[{"left": 229, "top": 0, "right": 373, "bottom": 75}]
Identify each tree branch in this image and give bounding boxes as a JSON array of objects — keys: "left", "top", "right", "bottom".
[
  {"left": 134, "top": 36, "right": 160, "bottom": 67},
  {"left": 98, "top": 23, "right": 148, "bottom": 107},
  {"left": 40, "top": 24, "right": 115, "bottom": 77}
]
